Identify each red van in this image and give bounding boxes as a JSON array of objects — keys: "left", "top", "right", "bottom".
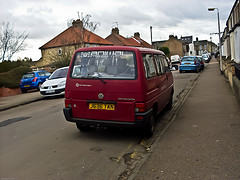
[{"left": 63, "top": 46, "right": 174, "bottom": 137}]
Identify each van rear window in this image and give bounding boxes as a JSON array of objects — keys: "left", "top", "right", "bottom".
[{"left": 71, "top": 51, "right": 136, "bottom": 79}]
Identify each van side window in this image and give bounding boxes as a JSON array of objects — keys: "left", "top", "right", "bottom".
[
  {"left": 160, "top": 55, "right": 170, "bottom": 73},
  {"left": 154, "top": 54, "right": 164, "bottom": 75},
  {"left": 142, "top": 53, "right": 156, "bottom": 78}
]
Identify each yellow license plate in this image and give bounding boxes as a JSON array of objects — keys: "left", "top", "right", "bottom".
[
  {"left": 89, "top": 103, "right": 115, "bottom": 110},
  {"left": 24, "top": 85, "right": 30, "bottom": 87}
]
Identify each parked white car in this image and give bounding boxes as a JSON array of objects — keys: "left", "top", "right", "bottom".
[
  {"left": 171, "top": 55, "right": 180, "bottom": 63},
  {"left": 40, "top": 66, "right": 69, "bottom": 97}
]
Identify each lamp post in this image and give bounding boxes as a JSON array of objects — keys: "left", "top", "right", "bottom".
[{"left": 208, "top": 7, "right": 223, "bottom": 72}]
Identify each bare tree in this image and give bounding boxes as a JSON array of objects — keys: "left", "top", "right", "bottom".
[{"left": 0, "top": 21, "right": 28, "bottom": 62}]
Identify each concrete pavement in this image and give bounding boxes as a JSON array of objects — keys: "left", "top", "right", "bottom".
[
  {"left": 132, "top": 57, "right": 240, "bottom": 179},
  {"left": 0, "top": 91, "right": 43, "bottom": 111}
]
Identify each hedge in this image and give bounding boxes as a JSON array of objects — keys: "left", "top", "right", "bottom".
[{"left": 0, "top": 66, "right": 31, "bottom": 88}]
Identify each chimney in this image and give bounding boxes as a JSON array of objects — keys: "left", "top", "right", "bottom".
[
  {"left": 196, "top": 37, "right": 198, "bottom": 41},
  {"left": 169, "top": 35, "right": 174, "bottom": 39},
  {"left": 134, "top": 32, "right": 140, "bottom": 38},
  {"left": 72, "top": 19, "right": 83, "bottom": 29},
  {"left": 112, "top": 27, "right": 119, "bottom": 35}
]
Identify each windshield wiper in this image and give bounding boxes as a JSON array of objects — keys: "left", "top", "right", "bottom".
[
  {"left": 92, "top": 77, "right": 106, "bottom": 84},
  {"left": 86, "top": 75, "right": 106, "bottom": 84}
]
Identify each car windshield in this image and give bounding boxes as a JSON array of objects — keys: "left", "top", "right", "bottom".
[
  {"left": 71, "top": 50, "right": 136, "bottom": 80},
  {"left": 49, "top": 68, "right": 69, "bottom": 79},
  {"left": 182, "top": 57, "right": 195, "bottom": 61},
  {"left": 22, "top": 73, "right": 35, "bottom": 79}
]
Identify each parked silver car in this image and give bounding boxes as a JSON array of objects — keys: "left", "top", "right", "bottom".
[{"left": 40, "top": 67, "right": 69, "bottom": 97}]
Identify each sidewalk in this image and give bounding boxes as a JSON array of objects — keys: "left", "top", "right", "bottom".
[
  {"left": 133, "top": 58, "right": 240, "bottom": 179},
  {"left": 0, "top": 91, "right": 43, "bottom": 111}
]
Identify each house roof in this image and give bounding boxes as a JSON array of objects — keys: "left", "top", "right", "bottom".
[
  {"left": 40, "top": 25, "right": 113, "bottom": 49},
  {"left": 105, "top": 28, "right": 152, "bottom": 48},
  {"left": 130, "top": 36, "right": 152, "bottom": 48}
]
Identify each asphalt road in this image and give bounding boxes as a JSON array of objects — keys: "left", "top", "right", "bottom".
[{"left": 0, "top": 68, "right": 200, "bottom": 180}]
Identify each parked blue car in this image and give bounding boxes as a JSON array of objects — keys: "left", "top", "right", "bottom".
[
  {"left": 179, "top": 56, "right": 201, "bottom": 73},
  {"left": 20, "top": 70, "right": 51, "bottom": 93}
]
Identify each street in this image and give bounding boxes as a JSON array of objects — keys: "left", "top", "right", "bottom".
[{"left": 0, "top": 68, "right": 200, "bottom": 180}]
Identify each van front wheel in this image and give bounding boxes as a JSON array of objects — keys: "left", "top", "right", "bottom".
[
  {"left": 76, "top": 123, "right": 91, "bottom": 132},
  {"left": 145, "top": 113, "right": 155, "bottom": 138}
]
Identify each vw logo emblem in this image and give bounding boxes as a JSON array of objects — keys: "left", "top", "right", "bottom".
[{"left": 98, "top": 93, "right": 104, "bottom": 99}]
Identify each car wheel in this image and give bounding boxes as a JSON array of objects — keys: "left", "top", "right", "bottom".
[
  {"left": 76, "top": 123, "right": 91, "bottom": 132},
  {"left": 21, "top": 89, "right": 27, "bottom": 93},
  {"left": 144, "top": 112, "right": 156, "bottom": 138},
  {"left": 37, "top": 83, "right": 42, "bottom": 91},
  {"left": 179, "top": 70, "right": 182, "bottom": 73}
]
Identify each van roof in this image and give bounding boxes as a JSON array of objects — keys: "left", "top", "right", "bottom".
[{"left": 74, "top": 46, "right": 165, "bottom": 55}]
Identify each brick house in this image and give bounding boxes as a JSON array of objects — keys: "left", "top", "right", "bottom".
[
  {"left": 37, "top": 19, "right": 113, "bottom": 67},
  {"left": 153, "top": 35, "right": 183, "bottom": 57},
  {"left": 105, "top": 28, "right": 152, "bottom": 48}
]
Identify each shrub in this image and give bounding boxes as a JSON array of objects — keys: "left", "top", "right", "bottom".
[
  {"left": 159, "top": 47, "right": 170, "bottom": 57},
  {"left": 0, "top": 61, "right": 32, "bottom": 73},
  {"left": 0, "top": 66, "right": 31, "bottom": 88}
]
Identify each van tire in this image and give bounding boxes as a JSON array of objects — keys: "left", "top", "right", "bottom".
[
  {"left": 76, "top": 123, "right": 91, "bottom": 132},
  {"left": 145, "top": 112, "right": 155, "bottom": 138},
  {"left": 166, "top": 94, "right": 173, "bottom": 110}
]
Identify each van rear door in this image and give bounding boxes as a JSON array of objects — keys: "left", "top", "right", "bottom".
[{"left": 66, "top": 49, "right": 142, "bottom": 123}]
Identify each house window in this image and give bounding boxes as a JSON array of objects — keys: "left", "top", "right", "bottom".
[
  {"left": 86, "top": 44, "right": 90, "bottom": 47},
  {"left": 58, "top": 48, "right": 62, "bottom": 55}
]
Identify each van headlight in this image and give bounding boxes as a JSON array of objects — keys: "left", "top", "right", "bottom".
[{"left": 58, "top": 81, "right": 66, "bottom": 87}]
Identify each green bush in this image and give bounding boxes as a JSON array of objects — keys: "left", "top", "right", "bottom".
[
  {"left": 159, "top": 47, "right": 170, "bottom": 57},
  {"left": 0, "top": 61, "right": 32, "bottom": 73},
  {"left": 0, "top": 66, "right": 31, "bottom": 88}
]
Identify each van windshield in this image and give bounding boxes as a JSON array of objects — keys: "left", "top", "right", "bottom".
[{"left": 71, "top": 51, "right": 136, "bottom": 79}]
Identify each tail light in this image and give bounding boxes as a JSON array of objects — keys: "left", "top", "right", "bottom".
[
  {"left": 194, "top": 60, "right": 196, "bottom": 65},
  {"left": 32, "top": 77, "right": 38, "bottom": 82},
  {"left": 135, "top": 103, "right": 146, "bottom": 112},
  {"left": 20, "top": 80, "right": 22, "bottom": 84},
  {"left": 180, "top": 61, "right": 182, "bottom": 65},
  {"left": 200, "top": 61, "right": 204, "bottom": 64},
  {"left": 65, "top": 98, "right": 71, "bottom": 108}
]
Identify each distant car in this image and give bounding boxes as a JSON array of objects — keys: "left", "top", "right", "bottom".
[
  {"left": 197, "top": 56, "right": 205, "bottom": 71},
  {"left": 202, "top": 54, "right": 210, "bottom": 63},
  {"left": 20, "top": 70, "right": 51, "bottom": 93},
  {"left": 171, "top": 55, "right": 180, "bottom": 63},
  {"left": 179, "top": 56, "right": 201, "bottom": 73},
  {"left": 40, "top": 67, "right": 69, "bottom": 97}
]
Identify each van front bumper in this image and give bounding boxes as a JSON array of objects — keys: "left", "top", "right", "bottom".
[{"left": 63, "top": 107, "right": 152, "bottom": 128}]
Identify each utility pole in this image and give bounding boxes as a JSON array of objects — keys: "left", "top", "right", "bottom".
[
  {"left": 150, "top": 26, "right": 153, "bottom": 46},
  {"left": 208, "top": 7, "right": 223, "bottom": 72}
]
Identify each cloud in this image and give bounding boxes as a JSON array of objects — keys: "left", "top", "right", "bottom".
[{"left": 0, "top": 0, "right": 235, "bottom": 60}]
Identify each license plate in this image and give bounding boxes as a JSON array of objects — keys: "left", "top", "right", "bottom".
[
  {"left": 185, "top": 63, "right": 191, "bottom": 65},
  {"left": 24, "top": 85, "right": 30, "bottom": 87},
  {"left": 89, "top": 103, "right": 115, "bottom": 110},
  {"left": 46, "top": 90, "right": 55, "bottom": 93}
]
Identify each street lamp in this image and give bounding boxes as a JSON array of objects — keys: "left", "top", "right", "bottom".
[{"left": 208, "top": 7, "right": 223, "bottom": 72}]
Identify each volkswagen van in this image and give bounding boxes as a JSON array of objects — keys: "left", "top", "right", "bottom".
[{"left": 63, "top": 46, "right": 174, "bottom": 137}]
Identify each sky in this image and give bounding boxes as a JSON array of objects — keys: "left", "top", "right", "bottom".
[{"left": 0, "top": 0, "right": 235, "bottom": 61}]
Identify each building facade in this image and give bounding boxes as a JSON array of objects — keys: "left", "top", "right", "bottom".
[
  {"left": 37, "top": 19, "right": 113, "bottom": 67},
  {"left": 221, "top": 0, "right": 240, "bottom": 103}
]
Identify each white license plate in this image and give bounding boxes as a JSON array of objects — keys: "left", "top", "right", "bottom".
[{"left": 46, "top": 90, "right": 55, "bottom": 93}]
